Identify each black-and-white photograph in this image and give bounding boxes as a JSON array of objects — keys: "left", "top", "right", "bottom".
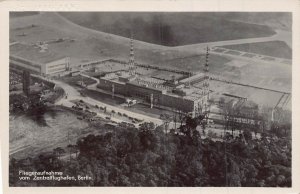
[{"left": 8, "top": 11, "right": 292, "bottom": 187}]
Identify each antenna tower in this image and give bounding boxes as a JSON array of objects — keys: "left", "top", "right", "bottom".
[{"left": 128, "top": 34, "right": 136, "bottom": 75}]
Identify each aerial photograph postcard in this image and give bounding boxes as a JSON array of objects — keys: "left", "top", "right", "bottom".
[{"left": 8, "top": 11, "right": 292, "bottom": 187}]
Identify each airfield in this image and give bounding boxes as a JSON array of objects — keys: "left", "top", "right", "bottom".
[{"left": 9, "top": 12, "right": 292, "bottom": 158}]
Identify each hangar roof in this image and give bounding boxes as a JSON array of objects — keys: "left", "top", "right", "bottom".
[{"left": 10, "top": 43, "right": 67, "bottom": 64}]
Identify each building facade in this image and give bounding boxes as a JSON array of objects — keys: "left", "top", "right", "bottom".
[
  {"left": 10, "top": 43, "right": 70, "bottom": 76},
  {"left": 42, "top": 57, "right": 70, "bottom": 75},
  {"left": 10, "top": 55, "right": 70, "bottom": 76},
  {"left": 98, "top": 76, "right": 205, "bottom": 115}
]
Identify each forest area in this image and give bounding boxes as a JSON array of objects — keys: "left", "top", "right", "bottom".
[{"left": 10, "top": 118, "right": 291, "bottom": 187}]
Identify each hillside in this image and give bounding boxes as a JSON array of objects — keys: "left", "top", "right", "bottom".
[{"left": 59, "top": 12, "right": 276, "bottom": 46}]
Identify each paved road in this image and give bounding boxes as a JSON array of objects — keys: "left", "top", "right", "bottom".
[
  {"left": 41, "top": 77, "right": 165, "bottom": 126},
  {"left": 77, "top": 73, "right": 183, "bottom": 127},
  {"left": 74, "top": 73, "right": 183, "bottom": 128},
  {"left": 80, "top": 73, "right": 99, "bottom": 89}
]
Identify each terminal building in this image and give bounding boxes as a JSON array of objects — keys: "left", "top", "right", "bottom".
[
  {"left": 10, "top": 43, "right": 70, "bottom": 76},
  {"left": 97, "top": 38, "right": 210, "bottom": 116},
  {"left": 98, "top": 71, "right": 208, "bottom": 115}
]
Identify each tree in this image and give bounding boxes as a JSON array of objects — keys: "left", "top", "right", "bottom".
[
  {"left": 9, "top": 120, "right": 291, "bottom": 187},
  {"left": 243, "top": 130, "right": 252, "bottom": 142},
  {"left": 160, "top": 114, "right": 172, "bottom": 133},
  {"left": 219, "top": 97, "right": 225, "bottom": 106},
  {"left": 222, "top": 101, "right": 235, "bottom": 136},
  {"left": 177, "top": 110, "right": 186, "bottom": 127},
  {"left": 139, "top": 129, "right": 157, "bottom": 151},
  {"left": 111, "top": 110, "right": 116, "bottom": 117},
  {"left": 139, "top": 122, "right": 155, "bottom": 131},
  {"left": 53, "top": 147, "right": 65, "bottom": 160},
  {"left": 72, "top": 145, "right": 79, "bottom": 158},
  {"left": 67, "top": 144, "right": 78, "bottom": 161}
]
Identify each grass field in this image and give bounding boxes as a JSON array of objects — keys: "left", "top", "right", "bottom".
[
  {"left": 158, "top": 54, "right": 231, "bottom": 73},
  {"left": 149, "top": 70, "right": 185, "bottom": 81},
  {"left": 9, "top": 106, "right": 109, "bottom": 159},
  {"left": 225, "top": 50, "right": 241, "bottom": 56},
  {"left": 94, "top": 61, "right": 128, "bottom": 73},
  {"left": 242, "top": 53, "right": 256, "bottom": 58},
  {"left": 224, "top": 59, "right": 291, "bottom": 92},
  {"left": 206, "top": 80, "right": 288, "bottom": 109},
  {"left": 9, "top": 12, "right": 198, "bottom": 66},
  {"left": 59, "top": 75, "right": 97, "bottom": 87},
  {"left": 220, "top": 41, "right": 292, "bottom": 59},
  {"left": 214, "top": 48, "right": 226, "bottom": 53},
  {"left": 59, "top": 12, "right": 276, "bottom": 46}
]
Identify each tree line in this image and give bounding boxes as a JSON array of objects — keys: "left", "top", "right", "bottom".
[{"left": 10, "top": 119, "right": 291, "bottom": 187}]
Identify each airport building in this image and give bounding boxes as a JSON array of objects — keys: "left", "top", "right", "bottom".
[
  {"left": 9, "top": 38, "right": 210, "bottom": 115},
  {"left": 98, "top": 71, "right": 208, "bottom": 115},
  {"left": 97, "top": 39, "right": 211, "bottom": 116},
  {"left": 10, "top": 43, "right": 70, "bottom": 76}
]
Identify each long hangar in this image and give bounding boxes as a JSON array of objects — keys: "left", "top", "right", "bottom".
[{"left": 10, "top": 43, "right": 70, "bottom": 76}]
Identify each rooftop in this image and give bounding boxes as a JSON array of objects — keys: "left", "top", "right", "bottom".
[
  {"left": 179, "top": 73, "right": 205, "bottom": 83},
  {"left": 10, "top": 43, "right": 67, "bottom": 64},
  {"left": 166, "top": 90, "right": 204, "bottom": 101},
  {"left": 128, "top": 80, "right": 168, "bottom": 92}
]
